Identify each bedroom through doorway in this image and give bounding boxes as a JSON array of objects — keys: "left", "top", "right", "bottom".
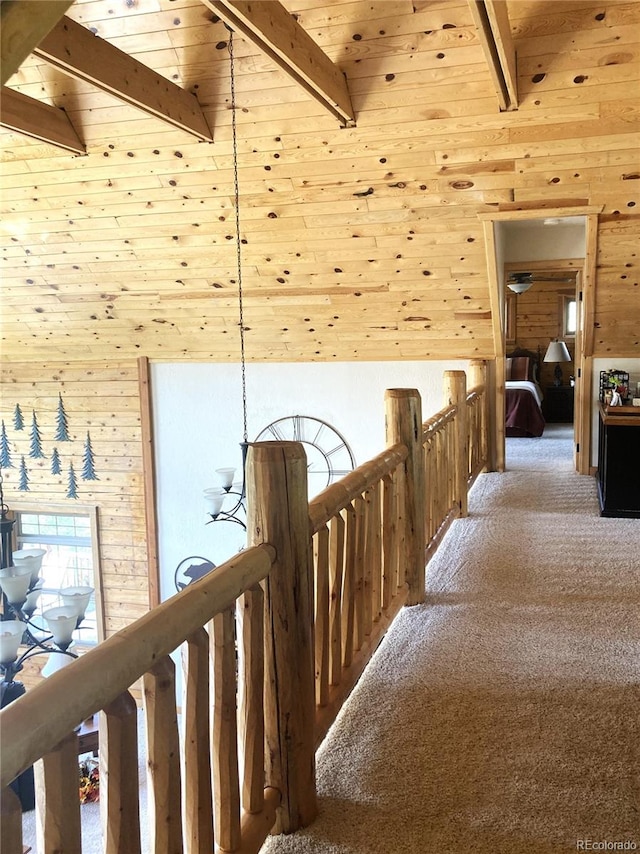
[{"left": 480, "top": 205, "right": 601, "bottom": 475}]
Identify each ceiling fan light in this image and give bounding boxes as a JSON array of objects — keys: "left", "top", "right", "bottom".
[{"left": 507, "top": 281, "right": 532, "bottom": 294}]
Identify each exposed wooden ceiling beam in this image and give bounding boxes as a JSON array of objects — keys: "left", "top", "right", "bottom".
[
  {"left": 203, "top": 0, "right": 355, "bottom": 127},
  {"left": 0, "top": 86, "right": 85, "bottom": 154},
  {"left": 33, "top": 15, "right": 214, "bottom": 142},
  {"left": 1, "top": 0, "right": 73, "bottom": 86},
  {"left": 468, "top": 0, "right": 517, "bottom": 111}
]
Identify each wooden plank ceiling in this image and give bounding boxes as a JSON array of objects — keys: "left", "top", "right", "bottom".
[{"left": 1, "top": 0, "right": 639, "bottom": 364}]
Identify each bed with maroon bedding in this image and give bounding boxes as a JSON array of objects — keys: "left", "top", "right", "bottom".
[{"left": 505, "top": 349, "right": 545, "bottom": 438}]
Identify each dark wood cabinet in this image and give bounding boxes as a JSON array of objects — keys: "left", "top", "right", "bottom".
[
  {"left": 597, "top": 405, "right": 640, "bottom": 518},
  {"left": 542, "top": 385, "right": 574, "bottom": 423}
]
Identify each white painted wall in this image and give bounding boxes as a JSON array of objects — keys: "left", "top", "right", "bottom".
[
  {"left": 151, "top": 359, "right": 469, "bottom": 601},
  {"left": 590, "top": 358, "right": 640, "bottom": 464}
]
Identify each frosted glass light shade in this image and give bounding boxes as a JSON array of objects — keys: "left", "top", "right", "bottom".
[
  {"left": 0, "top": 565, "right": 32, "bottom": 605},
  {"left": 42, "top": 606, "right": 78, "bottom": 647},
  {"left": 507, "top": 281, "right": 532, "bottom": 294},
  {"left": 215, "top": 467, "right": 236, "bottom": 489},
  {"left": 204, "top": 489, "right": 225, "bottom": 515},
  {"left": 24, "top": 582, "right": 43, "bottom": 616},
  {"left": 12, "top": 548, "right": 46, "bottom": 584},
  {"left": 0, "top": 621, "right": 24, "bottom": 665},
  {"left": 41, "top": 647, "right": 75, "bottom": 678},
  {"left": 61, "top": 586, "right": 94, "bottom": 621}
]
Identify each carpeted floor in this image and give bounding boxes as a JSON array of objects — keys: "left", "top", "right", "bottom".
[
  {"left": 261, "top": 425, "right": 640, "bottom": 854},
  {"left": 23, "top": 426, "right": 639, "bottom": 853}
]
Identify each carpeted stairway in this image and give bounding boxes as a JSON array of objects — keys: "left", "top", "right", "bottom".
[{"left": 261, "top": 425, "right": 640, "bottom": 854}]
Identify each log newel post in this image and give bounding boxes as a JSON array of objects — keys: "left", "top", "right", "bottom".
[
  {"left": 469, "top": 359, "right": 488, "bottom": 470},
  {"left": 384, "top": 389, "right": 425, "bottom": 605},
  {"left": 444, "top": 371, "right": 468, "bottom": 518},
  {"left": 246, "top": 441, "right": 318, "bottom": 834}
]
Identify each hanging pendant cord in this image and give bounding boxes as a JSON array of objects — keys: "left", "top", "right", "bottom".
[{"left": 228, "top": 29, "right": 248, "bottom": 444}]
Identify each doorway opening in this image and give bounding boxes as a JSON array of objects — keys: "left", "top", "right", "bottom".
[{"left": 480, "top": 205, "right": 602, "bottom": 476}]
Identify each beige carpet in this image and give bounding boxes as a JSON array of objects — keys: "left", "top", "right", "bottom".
[
  {"left": 261, "top": 425, "right": 640, "bottom": 854},
  {"left": 22, "top": 427, "right": 640, "bottom": 852}
]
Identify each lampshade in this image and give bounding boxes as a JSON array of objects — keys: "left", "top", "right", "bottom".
[
  {"left": 543, "top": 340, "right": 571, "bottom": 363},
  {"left": 507, "top": 281, "right": 532, "bottom": 294},
  {"left": 41, "top": 647, "right": 75, "bottom": 678},
  {"left": 12, "top": 548, "right": 46, "bottom": 585},
  {"left": 42, "top": 606, "right": 78, "bottom": 647},
  {"left": 0, "top": 621, "right": 25, "bottom": 665},
  {"left": 0, "top": 564, "right": 33, "bottom": 606},
  {"left": 23, "top": 582, "right": 43, "bottom": 616},
  {"left": 215, "top": 467, "right": 236, "bottom": 489},
  {"left": 204, "top": 489, "right": 225, "bottom": 516},
  {"left": 61, "top": 586, "right": 94, "bottom": 622}
]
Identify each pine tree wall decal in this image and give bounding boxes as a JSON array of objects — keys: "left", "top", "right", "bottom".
[
  {"left": 67, "top": 462, "right": 78, "bottom": 499},
  {"left": 51, "top": 447, "right": 62, "bottom": 475},
  {"left": 18, "top": 456, "right": 29, "bottom": 491},
  {"left": 13, "top": 404, "right": 24, "bottom": 431},
  {"left": 29, "top": 411, "right": 45, "bottom": 459},
  {"left": 54, "top": 393, "right": 70, "bottom": 441},
  {"left": 81, "top": 432, "right": 99, "bottom": 481},
  {"left": 0, "top": 421, "right": 12, "bottom": 469}
]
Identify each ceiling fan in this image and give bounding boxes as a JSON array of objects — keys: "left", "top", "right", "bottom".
[{"left": 506, "top": 271, "right": 576, "bottom": 293}]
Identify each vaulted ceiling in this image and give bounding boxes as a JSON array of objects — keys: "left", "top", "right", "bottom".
[{"left": 1, "top": 0, "right": 639, "bottom": 364}]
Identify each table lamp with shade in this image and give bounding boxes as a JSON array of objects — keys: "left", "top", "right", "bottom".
[{"left": 543, "top": 340, "right": 572, "bottom": 387}]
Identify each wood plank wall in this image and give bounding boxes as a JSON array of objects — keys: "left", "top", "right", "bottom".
[
  {"left": 0, "top": 0, "right": 638, "bottom": 365},
  {"left": 0, "top": 361, "right": 151, "bottom": 644}
]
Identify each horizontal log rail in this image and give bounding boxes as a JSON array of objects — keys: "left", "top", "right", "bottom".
[
  {"left": 1, "top": 365, "right": 489, "bottom": 853},
  {"left": 0, "top": 544, "right": 274, "bottom": 790},
  {"left": 1, "top": 544, "right": 278, "bottom": 854},
  {"left": 308, "top": 443, "right": 407, "bottom": 535}
]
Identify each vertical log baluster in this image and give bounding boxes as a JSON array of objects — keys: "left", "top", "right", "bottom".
[
  {"left": 314, "top": 525, "right": 330, "bottom": 708},
  {"left": 101, "top": 691, "right": 141, "bottom": 854},
  {"left": 353, "top": 494, "right": 366, "bottom": 651},
  {"left": 369, "top": 480, "right": 382, "bottom": 624},
  {"left": 328, "top": 513, "right": 345, "bottom": 686},
  {"left": 362, "top": 488, "right": 374, "bottom": 637},
  {"left": 341, "top": 503, "right": 356, "bottom": 669},
  {"left": 381, "top": 473, "right": 397, "bottom": 609},
  {"left": 143, "top": 656, "right": 183, "bottom": 854},
  {"left": 35, "top": 731, "right": 81, "bottom": 854},
  {"left": 183, "top": 628, "right": 213, "bottom": 854},
  {"left": 394, "top": 465, "right": 407, "bottom": 590},
  {"left": 212, "top": 606, "right": 241, "bottom": 852},
  {"left": 239, "top": 584, "right": 265, "bottom": 815},
  {"left": 0, "top": 786, "right": 22, "bottom": 854}
]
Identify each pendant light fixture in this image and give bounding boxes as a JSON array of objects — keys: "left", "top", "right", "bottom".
[{"left": 203, "top": 27, "right": 248, "bottom": 530}]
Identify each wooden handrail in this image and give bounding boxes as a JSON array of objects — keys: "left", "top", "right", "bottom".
[
  {"left": 308, "top": 443, "right": 407, "bottom": 534},
  {"left": 0, "top": 543, "right": 275, "bottom": 789},
  {"left": 2, "top": 369, "right": 491, "bottom": 854},
  {"left": 422, "top": 403, "right": 457, "bottom": 438}
]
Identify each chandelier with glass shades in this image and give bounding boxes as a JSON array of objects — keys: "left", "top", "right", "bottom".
[{"left": 0, "top": 485, "right": 94, "bottom": 706}]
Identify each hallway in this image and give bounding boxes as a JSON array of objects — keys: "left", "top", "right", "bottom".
[{"left": 262, "top": 426, "right": 640, "bottom": 854}]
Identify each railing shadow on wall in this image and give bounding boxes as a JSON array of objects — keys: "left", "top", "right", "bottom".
[{"left": 0, "top": 361, "right": 488, "bottom": 854}]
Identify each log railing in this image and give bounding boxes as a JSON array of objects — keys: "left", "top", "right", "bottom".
[
  {"left": 0, "top": 366, "right": 488, "bottom": 854},
  {"left": 308, "top": 443, "right": 408, "bottom": 746}
]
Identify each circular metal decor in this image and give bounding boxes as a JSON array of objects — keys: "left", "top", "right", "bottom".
[{"left": 254, "top": 415, "right": 356, "bottom": 495}]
